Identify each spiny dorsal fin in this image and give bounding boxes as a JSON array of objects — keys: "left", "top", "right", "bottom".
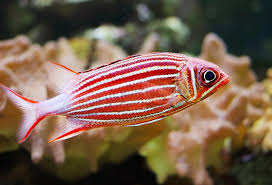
[
  {"left": 46, "top": 61, "right": 80, "bottom": 93},
  {"left": 80, "top": 54, "right": 143, "bottom": 74},
  {"left": 48, "top": 62, "right": 79, "bottom": 75},
  {"left": 125, "top": 117, "right": 163, "bottom": 127}
]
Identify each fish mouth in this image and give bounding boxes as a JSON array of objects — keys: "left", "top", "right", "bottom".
[
  {"left": 220, "top": 76, "right": 230, "bottom": 87},
  {"left": 218, "top": 70, "right": 231, "bottom": 87}
]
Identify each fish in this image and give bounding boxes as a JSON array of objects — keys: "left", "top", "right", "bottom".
[{"left": 0, "top": 52, "right": 230, "bottom": 143}]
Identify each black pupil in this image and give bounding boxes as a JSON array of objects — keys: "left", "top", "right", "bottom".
[{"left": 204, "top": 71, "right": 215, "bottom": 82}]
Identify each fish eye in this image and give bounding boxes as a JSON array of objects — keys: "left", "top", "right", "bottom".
[{"left": 203, "top": 70, "right": 216, "bottom": 84}]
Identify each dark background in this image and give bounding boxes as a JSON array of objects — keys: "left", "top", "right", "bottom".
[
  {"left": 0, "top": 1, "right": 271, "bottom": 185},
  {"left": 0, "top": 0, "right": 271, "bottom": 76}
]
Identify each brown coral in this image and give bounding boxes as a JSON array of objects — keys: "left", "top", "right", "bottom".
[
  {"left": 163, "top": 33, "right": 270, "bottom": 185},
  {"left": 0, "top": 36, "right": 90, "bottom": 164},
  {"left": 248, "top": 68, "right": 272, "bottom": 150},
  {"left": 0, "top": 36, "right": 48, "bottom": 154},
  {"left": 0, "top": 33, "right": 269, "bottom": 185},
  {"left": 0, "top": 34, "right": 164, "bottom": 180}
]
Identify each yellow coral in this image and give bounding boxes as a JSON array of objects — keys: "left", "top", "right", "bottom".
[
  {"left": 69, "top": 38, "right": 92, "bottom": 61},
  {"left": 248, "top": 69, "right": 272, "bottom": 151},
  {"left": 263, "top": 68, "right": 272, "bottom": 96},
  {"left": 249, "top": 109, "right": 272, "bottom": 150}
]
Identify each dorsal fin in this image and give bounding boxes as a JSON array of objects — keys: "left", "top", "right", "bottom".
[
  {"left": 80, "top": 54, "right": 143, "bottom": 74},
  {"left": 46, "top": 61, "right": 80, "bottom": 93},
  {"left": 123, "top": 54, "right": 142, "bottom": 60},
  {"left": 49, "top": 62, "right": 79, "bottom": 74},
  {"left": 80, "top": 59, "right": 123, "bottom": 74}
]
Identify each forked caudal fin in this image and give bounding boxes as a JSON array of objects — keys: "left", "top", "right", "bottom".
[
  {"left": 0, "top": 84, "right": 45, "bottom": 143},
  {"left": 0, "top": 63, "right": 80, "bottom": 143}
]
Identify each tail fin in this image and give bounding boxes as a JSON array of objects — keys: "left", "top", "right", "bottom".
[{"left": 0, "top": 84, "right": 45, "bottom": 143}]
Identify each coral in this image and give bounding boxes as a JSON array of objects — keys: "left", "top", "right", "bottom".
[
  {"left": 0, "top": 36, "right": 48, "bottom": 153},
  {"left": 0, "top": 33, "right": 270, "bottom": 185},
  {"left": 200, "top": 33, "right": 270, "bottom": 139},
  {"left": 83, "top": 24, "right": 126, "bottom": 44},
  {"left": 264, "top": 68, "right": 272, "bottom": 96},
  {"left": 45, "top": 35, "right": 164, "bottom": 180},
  {"left": 248, "top": 108, "right": 272, "bottom": 151},
  {"left": 168, "top": 103, "right": 236, "bottom": 185},
  {"left": 69, "top": 38, "right": 92, "bottom": 61},
  {"left": 248, "top": 69, "right": 272, "bottom": 151},
  {"left": 89, "top": 39, "right": 127, "bottom": 68},
  {"left": 0, "top": 36, "right": 89, "bottom": 164},
  {"left": 40, "top": 34, "right": 163, "bottom": 180},
  {"left": 140, "top": 33, "right": 270, "bottom": 185},
  {"left": 140, "top": 129, "right": 176, "bottom": 183},
  {"left": 200, "top": 33, "right": 256, "bottom": 87},
  {"left": 29, "top": 37, "right": 90, "bottom": 165},
  {"left": 82, "top": 18, "right": 189, "bottom": 53},
  {"left": 0, "top": 34, "right": 165, "bottom": 181},
  {"left": 147, "top": 17, "right": 190, "bottom": 51},
  {"left": 138, "top": 32, "right": 160, "bottom": 54}
]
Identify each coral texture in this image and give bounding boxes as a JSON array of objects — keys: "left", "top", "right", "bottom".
[
  {"left": 140, "top": 33, "right": 270, "bottom": 185},
  {"left": 248, "top": 68, "right": 272, "bottom": 151},
  {"left": 0, "top": 33, "right": 270, "bottom": 185},
  {"left": 167, "top": 33, "right": 269, "bottom": 185},
  {"left": 0, "top": 34, "right": 164, "bottom": 180},
  {"left": 0, "top": 36, "right": 48, "bottom": 153}
]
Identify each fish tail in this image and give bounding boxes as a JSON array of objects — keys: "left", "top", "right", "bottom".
[{"left": 0, "top": 84, "right": 46, "bottom": 143}]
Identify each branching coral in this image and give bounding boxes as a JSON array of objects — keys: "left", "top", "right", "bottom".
[
  {"left": 0, "top": 36, "right": 91, "bottom": 164},
  {"left": 0, "top": 33, "right": 270, "bottom": 185},
  {"left": 40, "top": 34, "right": 163, "bottom": 180},
  {"left": 0, "top": 34, "right": 164, "bottom": 180},
  {"left": 248, "top": 69, "right": 272, "bottom": 151},
  {"left": 140, "top": 33, "right": 270, "bottom": 185},
  {"left": 0, "top": 36, "right": 48, "bottom": 153}
]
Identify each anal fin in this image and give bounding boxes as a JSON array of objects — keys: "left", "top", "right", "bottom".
[{"left": 48, "top": 117, "right": 91, "bottom": 143}]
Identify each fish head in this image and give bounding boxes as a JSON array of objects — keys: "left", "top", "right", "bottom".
[{"left": 177, "top": 57, "right": 230, "bottom": 103}]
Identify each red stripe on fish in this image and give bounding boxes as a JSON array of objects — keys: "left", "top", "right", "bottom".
[
  {"left": 71, "top": 67, "right": 178, "bottom": 105},
  {"left": 0, "top": 52, "right": 230, "bottom": 143},
  {"left": 67, "top": 86, "right": 175, "bottom": 115},
  {"left": 72, "top": 58, "right": 182, "bottom": 96}
]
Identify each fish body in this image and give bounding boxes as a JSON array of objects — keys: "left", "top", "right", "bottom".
[{"left": 0, "top": 52, "right": 230, "bottom": 143}]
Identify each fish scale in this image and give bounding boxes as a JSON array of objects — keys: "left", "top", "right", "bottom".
[
  {"left": 74, "top": 53, "right": 186, "bottom": 89},
  {"left": 66, "top": 60, "right": 180, "bottom": 121},
  {"left": 72, "top": 59, "right": 183, "bottom": 97},
  {"left": 0, "top": 52, "right": 230, "bottom": 143}
]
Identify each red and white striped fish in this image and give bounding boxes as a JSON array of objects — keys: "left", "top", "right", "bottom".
[{"left": 0, "top": 52, "right": 230, "bottom": 143}]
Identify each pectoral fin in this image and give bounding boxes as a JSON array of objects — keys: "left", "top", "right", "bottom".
[{"left": 168, "top": 93, "right": 187, "bottom": 108}]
